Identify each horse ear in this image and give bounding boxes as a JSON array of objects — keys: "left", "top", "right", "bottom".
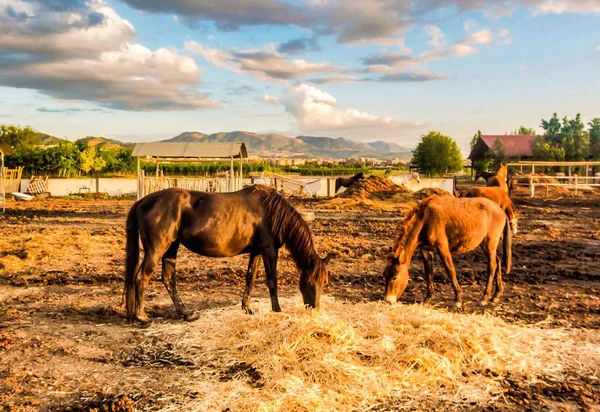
[{"left": 322, "top": 252, "right": 335, "bottom": 265}]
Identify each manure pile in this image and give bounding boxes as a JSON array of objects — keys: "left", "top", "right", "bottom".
[
  {"left": 141, "top": 297, "right": 600, "bottom": 411},
  {"left": 414, "top": 187, "right": 454, "bottom": 199},
  {"left": 338, "top": 176, "right": 410, "bottom": 200}
]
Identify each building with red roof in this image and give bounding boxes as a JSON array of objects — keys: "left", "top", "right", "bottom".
[{"left": 468, "top": 135, "right": 539, "bottom": 161}]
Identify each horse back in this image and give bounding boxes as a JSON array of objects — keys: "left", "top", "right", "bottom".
[{"left": 421, "top": 196, "right": 505, "bottom": 253}]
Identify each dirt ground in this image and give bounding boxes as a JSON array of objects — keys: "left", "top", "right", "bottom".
[{"left": 1, "top": 189, "right": 600, "bottom": 411}]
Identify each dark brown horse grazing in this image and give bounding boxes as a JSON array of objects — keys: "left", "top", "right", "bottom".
[
  {"left": 383, "top": 196, "right": 511, "bottom": 308},
  {"left": 124, "top": 185, "right": 332, "bottom": 323},
  {"left": 335, "top": 172, "right": 365, "bottom": 193}
]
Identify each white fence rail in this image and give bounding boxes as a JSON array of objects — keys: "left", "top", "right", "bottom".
[{"left": 526, "top": 175, "right": 600, "bottom": 197}]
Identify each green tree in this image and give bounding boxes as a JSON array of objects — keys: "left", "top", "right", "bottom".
[
  {"left": 0, "top": 124, "right": 41, "bottom": 150},
  {"left": 470, "top": 130, "right": 481, "bottom": 152},
  {"left": 541, "top": 113, "right": 562, "bottom": 140},
  {"left": 80, "top": 146, "right": 106, "bottom": 174},
  {"left": 411, "top": 131, "right": 463, "bottom": 176},
  {"left": 589, "top": 118, "right": 600, "bottom": 159},
  {"left": 530, "top": 136, "right": 565, "bottom": 161},
  {"left": 489, "top": 138, "right": 508, "bottom": 163},
  {"left": 510, "top": 126, "right": 537, "bottom": 135}
]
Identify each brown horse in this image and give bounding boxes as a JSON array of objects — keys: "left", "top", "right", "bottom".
[
  {"left": 486, "top": 163, "right": 509, "bottom": 193},
  {"left": 458, "top": 186, "right": 518, "bottom": 235},
  {"left": 335, "top": 172, "right": 365, "bottom": 193},
  {"left": 124, "top": 185, "right": 332, "bottom": 323},
  {"left": 458, "top": 186, "right": 517, "bottom": 275},
  {"left": 383, "top": 196, "right": 510, "bottom": 308}
]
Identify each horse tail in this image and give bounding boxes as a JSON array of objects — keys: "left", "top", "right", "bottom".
[
  {"left": 502, "top": 216, "right": 512, "bottom": 275},
  {"left": 124, "top": 200, "right": 141, "bottom": 319}
]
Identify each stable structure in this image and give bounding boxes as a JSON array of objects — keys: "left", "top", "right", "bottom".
[
  {"left": 132, "top": 142, "right": 248, "bottom": 199},
  {"left": 0, "top": 143, "right": 12, "bottom": 213},
  {"left": 468, "top": 135, "right": 539, "bottom": 162}
]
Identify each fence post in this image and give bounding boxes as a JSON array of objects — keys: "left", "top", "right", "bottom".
[{"left": 529, "top": 177, "right": 534, "bottom": 198}]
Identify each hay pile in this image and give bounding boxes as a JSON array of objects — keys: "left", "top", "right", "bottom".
[
  {"left": 338, "top": 176, "right": 410, "bottom": 200},
  {"left": 414, "top": 187, "right": 454, "bottom": 199},
  {"left": 143, "top": 297, "right": 600, "bottom": 411}
]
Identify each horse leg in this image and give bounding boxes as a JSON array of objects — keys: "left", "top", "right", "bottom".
[
  {"left": 421, "top": 249, "right": 435, "bottom": 304},
  {"left": 134, "top": 250, "right": 161, "bottom": 324},
  {"left": 437, "top": 246, "right": 463, "bottom": 308},
  {"left": 491, "top": 255, "right": 504, "bottom": 303},
  {"left": 262, "top": 247, "right": 282, "bottom": 312},
  {"left": 161, "top": 241, "right": 195, "bottom": 321},
  {"left": 241, "top": 252, "right": 262, "bottom": 315},
  {"left": 479, "top": 240, "right": 498, "bottom": 305}
]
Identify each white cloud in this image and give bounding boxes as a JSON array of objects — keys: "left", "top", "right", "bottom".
[
  {"left": 420, "top": 44, "right": 478, "bottom": 62},
  {"left": 462, "top": 29, "right": 493, "bottom": 45},
  {"left": 497, "top": 29, "right": 512, "bottom": 45},
  {"left": 424, "top": 25, "right": 446, "bottom": 48},
  {"left": 0, "top": 1, "right": 215, "bottom": 110},
  {"left": 263, "top": 94, "right": 279, "bottom": 105},
  {"left": 463, "top": 18, "right": 478, "bottom": 32},
  {"left": 596, "top": 45, "right": 600, "bottom": 51},
  {"left": 284, "top": 84, "right": 420, "bottom": 137},
  {"left": 526, "top": 0, "right": 600, "bottom": 15},
  {"left": 185, "top": 41, "right": 344, "bottom": 82}
]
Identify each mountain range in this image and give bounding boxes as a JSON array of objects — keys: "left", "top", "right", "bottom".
[
  {"left": 43, "top": 131, "right": 412, "bottom": 160},
  {"left": 161, "top": 131, "right": 411, "bottom": 160}
]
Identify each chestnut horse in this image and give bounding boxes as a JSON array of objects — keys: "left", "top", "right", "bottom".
[
  {"left": 335, "top": 172, "right": 365, "bottom": 193},
  {"left": 486, "top": 163, "right": 509, "bottom": 193},
  {"left": 458, "top": 186, "right": 518, "bottom": 236},
  {"left": 383, "top": 196, "right": 510, "bottom": 308},
  {"left": 124, "top": 185, "right": 331, "bottom": 323}
]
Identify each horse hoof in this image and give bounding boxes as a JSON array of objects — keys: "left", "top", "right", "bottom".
[
  {"left": 244, "top": 307, "right": 256, "bottom": 316},
  {"left": 135, "top": 317, "right": 153, "bottom": 328},
  {"left": 479, "top": 300, "right": 489, "bottom": 307},
  {"left": 454, "top": 301, "right": 463, "bottom": 309},
  {"left": 183, "top": 312, "right": 200, "bottom": 322}
]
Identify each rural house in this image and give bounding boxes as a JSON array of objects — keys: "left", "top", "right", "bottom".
[{"left": 468, "top": 134, "right": 539, "bottom": 162}]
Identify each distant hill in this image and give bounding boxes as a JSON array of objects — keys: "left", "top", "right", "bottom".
[
  {"left": 19, "top": 128, "right": 412, "bottom": 159},
  {"left": 76, "top": 136, "right": 135, "bottom": 149},
  {"left": 163, "top": 131, "right": 411, "bottom": 160}
]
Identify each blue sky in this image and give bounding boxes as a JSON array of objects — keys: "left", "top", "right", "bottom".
[{"left": 0, "top": 0, "right": 599, "bottom": 154}]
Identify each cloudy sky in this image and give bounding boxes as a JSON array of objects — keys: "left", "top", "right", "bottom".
[{"left": 1, "top": 0, "right": 599, "bottom": 153}]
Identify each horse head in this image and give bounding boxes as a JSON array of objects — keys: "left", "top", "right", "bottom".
[
  {"left": 510, "top": 210, "right": 519, "bottom": 236},
  {"left": 411, "top": 172, "right": 421, "bottom": 183},
  {"left": 382, "top": 252, "right": 409, "bottom": 304},
  {"left": 300, "top": 252, "right": 334, "bottom": 309}
]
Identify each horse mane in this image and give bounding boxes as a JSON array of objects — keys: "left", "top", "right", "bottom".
[
  {"left": 391, "top": 197, "right": 434, "bottom": 258},
  {"left": 262, "top": 189, "right": 324, "bottom": 283}
]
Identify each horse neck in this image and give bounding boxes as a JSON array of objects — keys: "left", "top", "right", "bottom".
[
  {"left": 266, "top": 194, "right": 320, "bottom": 271},
  {"left": 393, "top": 213, "right": 424, "bottom": 265},
  {"left": 497, "top": 166, "right": 508, "bottom": 179}
]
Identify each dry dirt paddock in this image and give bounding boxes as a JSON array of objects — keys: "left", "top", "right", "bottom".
[{"left": 1, "top": 191, "right": 600, "bottom": 411}]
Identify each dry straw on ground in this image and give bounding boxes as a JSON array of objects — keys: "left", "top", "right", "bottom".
[{"left": 138, "top": 297, "right": 600, "bottom": 411}]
